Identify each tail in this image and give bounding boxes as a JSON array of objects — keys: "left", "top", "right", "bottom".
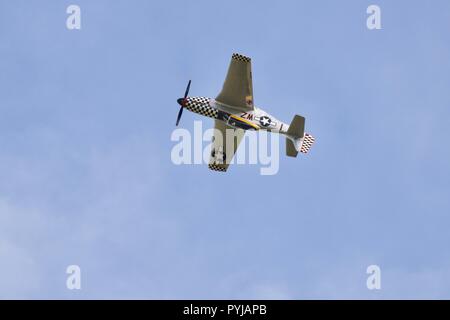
[{"left": 285, "top": 115, "right": 315, "bottom": 157}]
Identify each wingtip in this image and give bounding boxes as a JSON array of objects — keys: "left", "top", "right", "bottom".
[
  {"left": 208, "top": 163, "right": 228, "bottom": 172},
  {"left": 232, "top": 53, "right": 251, "bottom": 63}
]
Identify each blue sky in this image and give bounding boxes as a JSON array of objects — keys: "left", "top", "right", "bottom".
[{"left": 1, "top": 0, "right": 450, "bottom": 299}]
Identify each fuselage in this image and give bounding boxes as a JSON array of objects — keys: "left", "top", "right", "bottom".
[{"left": 183, "top": 96, "right": 290, "bottom": 135}]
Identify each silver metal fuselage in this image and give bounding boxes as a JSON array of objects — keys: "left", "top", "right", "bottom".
[{"left": 184, "top": 96, "right": 290, "bottom": 135}]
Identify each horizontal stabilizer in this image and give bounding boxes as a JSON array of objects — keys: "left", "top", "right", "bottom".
[
  {"left": 286, "top": 138, "right": 298, "bottom": 157},
  {"left": 286, "top": 132, "right": 315, "bottom": 157},
  {"left": 300, "top": 134, "right": 315, "bottom": 154},
  {"left": 287, "top": 115, "right": 305, "bottom": 138}
]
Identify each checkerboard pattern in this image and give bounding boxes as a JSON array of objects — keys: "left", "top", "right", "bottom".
[
  {"left": 232, "top": 53, "right": 251, "bottom": 63},
  {"left": 208, "top": 163, "right": 227, "bottom": 172},
  {"left": 300, "top": 133, "right": 315, "bottom": 154},
  {"left": 185, "top": 97, "right": 218, "bottom": 119}
]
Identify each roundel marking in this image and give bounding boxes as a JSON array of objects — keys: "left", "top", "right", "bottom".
[{"left": 259, "top": 116, "right": 272, "bottom": 127}]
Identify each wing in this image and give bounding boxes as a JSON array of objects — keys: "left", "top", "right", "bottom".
[
  {"left": 208, "top": 120, "right": 245, "bottom": 172},
  {"left": 215, "top": 53, "right": 254, "bottom": 112}
]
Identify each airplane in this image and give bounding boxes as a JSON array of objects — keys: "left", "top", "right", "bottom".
[{"left": 175, "top": 53, "right": 315, "bottom": 172}]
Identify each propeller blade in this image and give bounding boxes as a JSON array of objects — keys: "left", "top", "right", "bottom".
[
  {"left": 184, "top": 80, "right": 191, "bottom": 99},
  {"left": 175, "top": 107, "right": 183, "bottom": 126},
  {"left": 176, "top": 80, "right": 191, "bottom": 126}
]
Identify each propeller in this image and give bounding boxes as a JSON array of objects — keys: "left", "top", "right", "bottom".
[{"left": 176, "top": 80, "right": 191, "bottom": 126}]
